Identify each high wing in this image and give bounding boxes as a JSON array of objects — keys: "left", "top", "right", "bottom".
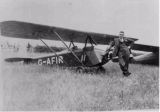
[
  {"left": 132, "top": 44, "right": 159, "bottom": 53},
  {"left": 0, "top": 21, "right": 138, "bottom": 45},
  {"left": 1, "top": 21, "right": 158, "bottom": 52},
  {"left": 0, "top": 21, "right": 159, "bottom": 65}
]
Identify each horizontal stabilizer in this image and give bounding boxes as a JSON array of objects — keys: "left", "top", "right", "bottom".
[{"left": 5, "top": 57, "right": 33, "bottom": 64}]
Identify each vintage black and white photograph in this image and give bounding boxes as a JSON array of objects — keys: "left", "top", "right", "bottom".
[{"left": 0, "top": 0, "right": 159, "bottom": 111}]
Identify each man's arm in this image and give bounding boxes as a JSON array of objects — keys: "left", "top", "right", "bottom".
[
  {"left": 107, "top": 40, "right": 115, "bottom": 51},
  {"left": 127, "top": 38, "right": 134, "bottom": 47},
  {"left": 126, "top": 38, "right": 135, "bottom": 59},
  {"left": 124, "top": 38, "right": 134, "bottom": 50}
]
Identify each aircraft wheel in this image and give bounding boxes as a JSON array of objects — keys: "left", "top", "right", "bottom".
[
  {"left": 76, "top": 67, "right": 84, "bottom": 73},
  {"left": 96, "top": 66, "right": 106, "bottom": 74}
]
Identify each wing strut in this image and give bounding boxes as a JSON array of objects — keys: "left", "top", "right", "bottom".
[
  {"left": 40, "top": 39, "right": 55, "bottom": 52},
  {"left": 54, "top": 31, "right": 85, "bottom": 67},
  {"left": 69, "top": 40, "right": 75, "bottom": 48},
  {"left": 35, "top": 32, "right": 68, "bottom": 66},
  {"left": 84, "top": 35, "right": 97, "bottom": 48}
]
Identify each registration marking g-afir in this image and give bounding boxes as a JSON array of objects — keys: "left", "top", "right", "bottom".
[{"left": 38, "top": 56, "right": 64, "bottom": 65}]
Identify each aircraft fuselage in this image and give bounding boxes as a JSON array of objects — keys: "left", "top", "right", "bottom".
[{"left": 25, "top": 46, "right": 103, "bottom": 67}]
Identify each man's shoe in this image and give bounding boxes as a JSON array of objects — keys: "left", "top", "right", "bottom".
[{"left": 123, "top": 72, "right": 131, "bottom": 77}]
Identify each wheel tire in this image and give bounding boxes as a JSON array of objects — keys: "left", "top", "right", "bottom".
[
  {"left": 96, "top": 66, "right": 106, "bottom": 74},
  {"left": 76, "top": 67, "right": 84, "bottom": 73}
]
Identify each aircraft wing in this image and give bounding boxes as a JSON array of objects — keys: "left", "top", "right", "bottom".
[
  {"left": 0, "top": 21, "right": 138, "bottom": 45},
  {"left": 1, "top": 21, "right": 159, "bottom": 65},
  {"left": 132, "top": 44, "right": 159, "bottom": 52}
]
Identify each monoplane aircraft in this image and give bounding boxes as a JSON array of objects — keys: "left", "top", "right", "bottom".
[{"left": 0, "top": 21, "right": 159, "bottom": 72}]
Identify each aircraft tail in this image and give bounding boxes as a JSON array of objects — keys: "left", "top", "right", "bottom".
[{"left": 5, "top": 57, "right": 33, "bottom": 64}]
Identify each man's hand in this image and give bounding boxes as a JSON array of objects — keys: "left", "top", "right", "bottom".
[
  {"left": 105, "top": 48, "right": 110, "bottom": 53},
  {"left": 128, "top": 46, "right": 131, "bottom": 49},
  {"left": 130, "top": 54, "right": 133, "bottom": 58},
  {"left": 129, "top": 53, "right": 135, "bottom": 62}
]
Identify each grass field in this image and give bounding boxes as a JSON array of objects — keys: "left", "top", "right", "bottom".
[{"left": 0, "top": 51, "right": 159, "bottom": 111}]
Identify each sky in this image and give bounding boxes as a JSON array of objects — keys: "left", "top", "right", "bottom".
[{"left": 0, "top": 0, "right": 159, "bottom": 47}]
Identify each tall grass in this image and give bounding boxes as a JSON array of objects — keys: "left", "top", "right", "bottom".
[{"left": 1, "top": 60, "right": 159, "bottom": 111}]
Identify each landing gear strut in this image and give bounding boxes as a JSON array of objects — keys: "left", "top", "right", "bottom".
[
  {"left": 76, "top": 67, "right": 84, "bottom": 73},
  {"left": 96, "top": 66, "right": 106, "bottom": 74}
]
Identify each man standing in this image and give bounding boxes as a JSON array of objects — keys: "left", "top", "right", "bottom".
[{"left": 108, "top": 31, "right": 134, "bottom": 76}]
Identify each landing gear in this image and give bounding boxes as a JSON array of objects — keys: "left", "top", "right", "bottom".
[
  {"left": 75, "top": 66, "right": 106, "bottom": 74},
  {"left": 96, "top": 66, "right": 106, "bottom": 74},
  {"left": 76, "top": 67, "right": 84, "bottom": 73}
]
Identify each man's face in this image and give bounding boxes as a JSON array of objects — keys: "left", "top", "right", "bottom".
[{"left": 119, "top": 32, "right": 124, "bottom": 39}]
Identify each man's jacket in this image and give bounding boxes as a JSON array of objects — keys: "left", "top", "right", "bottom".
[{"left": 110, "top": 38, "right": 134, "bottom": 57}]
